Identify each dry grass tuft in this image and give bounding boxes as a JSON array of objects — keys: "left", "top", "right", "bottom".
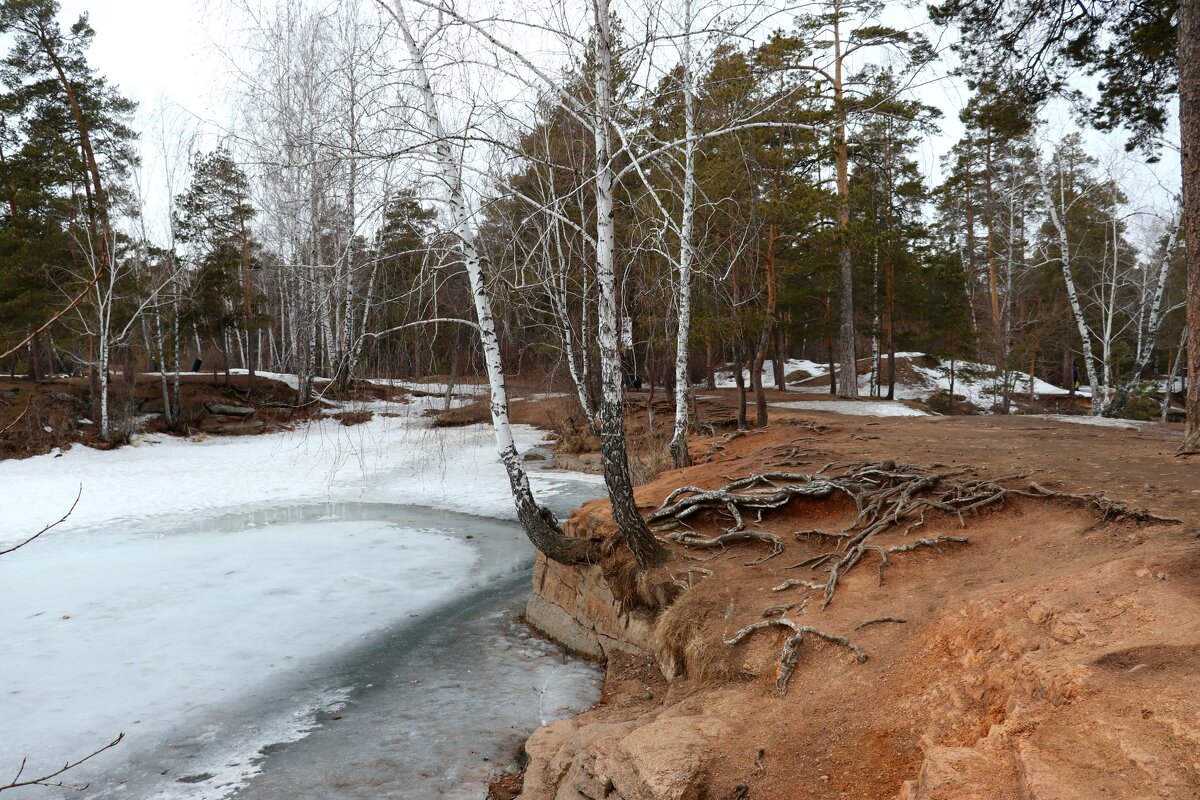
[
  {"left": 654, "top": 592, "right": 739, "bottom": 684},
  {"left": 628, "top": 433, "right": 672, "bottom": 484},
  {"left": 431, "top": 400, "right": 490, "bottom": 427},
  {"left": 332, "top": 409, "right": 373, "bottom": 426}
]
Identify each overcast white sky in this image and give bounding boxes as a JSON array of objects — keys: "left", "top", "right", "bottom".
[
  {"left": 42, "top": 0, "right": 1184, "bottom": 246},
  {"left": 59, "top": 1, "right": 228, "bottom": 119}
]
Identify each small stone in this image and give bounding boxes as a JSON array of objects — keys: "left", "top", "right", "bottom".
[
  {"left": 1155, "top": 572, "right": 1166, "bottom": 581},
  {"left": 1135, "top": 568, "right": 1150, "bottom": 578},
  {"left": 820, "top": 775, "right": 830, "bottom": 782}
]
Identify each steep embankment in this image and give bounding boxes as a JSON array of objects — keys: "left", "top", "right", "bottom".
[{"left": 515, "top": 412, "right": 1200, "bottom": 800}]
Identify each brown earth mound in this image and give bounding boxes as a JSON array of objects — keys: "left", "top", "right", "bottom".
[{"left": 511, "top": 410, "right": 1200, "bottom": 800}]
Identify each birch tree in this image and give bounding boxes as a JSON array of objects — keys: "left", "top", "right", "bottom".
[
  {"left": 1037, "top": 141, "right": 1103, "bottom": 413},
  {"left": 376, "top": 0, "right": 595, "bottom": 565}
]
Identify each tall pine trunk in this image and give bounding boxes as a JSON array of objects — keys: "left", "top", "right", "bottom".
[{"left": 1179, "top": 0, "right": 1200, "bottom": 452}]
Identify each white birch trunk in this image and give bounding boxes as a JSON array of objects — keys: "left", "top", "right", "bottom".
[
  {"left": 388, "top": 0, "right": 590, "bottom": 564},
  {"left": 591, "top": 0, "right": 666, "bottom": 568},
  {"left": 1039, "top": 157, "right": 1102, "bottom": 414},
  {"left": 1103, "top": 210, "right": 1181, "bottom": 416},
  {"left": 669, "top": 0, "right": 696, "bottom": 469}
]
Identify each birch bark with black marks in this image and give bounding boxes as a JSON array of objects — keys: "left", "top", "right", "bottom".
[
  {"left": 591, "top": 0, "right": 667, "bottom": 568},
  {"left": 1103, "top": 210, "right": 1180, "bottom": 417},
  {"left": 1038, "top": 152, "right": 1101, "bottom": 414},
  {"left": 669, "top": 0, "right": 697, "bottom": 469},
  {"left": 385, "top": 0, "right": 592, "bottom": 565}
]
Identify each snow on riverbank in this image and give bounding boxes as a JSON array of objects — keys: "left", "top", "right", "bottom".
[
  {"left": 1031, "top": 414, "right": 1153, "bottom": 430},
  {"left": 0, "top": 391, "right": 604, "bottom": 799},
  {"left": 0, "top": 394, "right": 595, "bottom": 541},
  {"left": 712, "top": 352, "right": 1087, "bottom": 414}
]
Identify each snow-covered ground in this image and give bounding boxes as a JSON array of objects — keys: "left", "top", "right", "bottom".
[
  {"left": 713, "top": 358, "right": 829, "bottom": 389},
  {"left": 712, "top": 353, "right": 1093, "bottom": 415},
  {"left": 1030, "top": 414, "right": 1153, "bottom": 430},
  {"left": 893, "top": 360, "right": 1071, "bottom": 410},
  {"left": 772, "top": 399, "right": 930, "bottom": 418},
  {"left": 1, "top": 394, "right": 598, "bottom": 537},
  {"left": 1, "top": 392, "right": 605, "bottom": 799}
]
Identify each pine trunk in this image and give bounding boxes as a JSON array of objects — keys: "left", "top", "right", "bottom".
[{"left": 1179, "top": 0, "right": 1200, "bottom": 452}]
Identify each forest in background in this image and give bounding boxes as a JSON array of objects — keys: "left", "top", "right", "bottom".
[{"left": 0, "top": 0, "right": 1195, "bottom": 561}]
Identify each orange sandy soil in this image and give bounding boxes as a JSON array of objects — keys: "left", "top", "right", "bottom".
[{"left": 500, "top": 392, "right": 1200, "bottom": 799}]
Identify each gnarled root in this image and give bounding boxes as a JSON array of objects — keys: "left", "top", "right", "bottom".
[
  {"left": 855, "top": 616, "right": 907, "bottom": 630},
  {"left": 648, "top": 472, "right": 859, "bottom": 562},
  {"left": 725, "top": 618, "right": 866, "bottom": 694},
  {"left": 1021, "top": 482, "right": 1181, "bottom": 524},
  {"left": 664, "top": 529, "right": 786, "bottom": 564}
]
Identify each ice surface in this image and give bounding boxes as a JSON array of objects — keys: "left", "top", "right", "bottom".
[
  {"left": 221, "top": 572, "right": 602, "bottom": 800},
  {"left": 0, "top": 390, "right": 606, "bottom": 799},
  {"left": 0, "top": 394, "right": 599, "bottom": 542},
  {"left": 3, "top": 515, "right": 473, "bottom": 785}
]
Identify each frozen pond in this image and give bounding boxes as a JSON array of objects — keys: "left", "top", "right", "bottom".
[{"left": 1, "top": 501, "right": 604, "bottom": 799}]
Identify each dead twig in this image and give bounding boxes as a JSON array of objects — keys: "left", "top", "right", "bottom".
[
  {"left": 1, "top": 734, "right": 124, "bottom": 793},
  {"left": 0, "top": 486, "right": 81, "bottom": 557},
  {"left": 0, "top": 396, "right": 33, "bottom": 436}
]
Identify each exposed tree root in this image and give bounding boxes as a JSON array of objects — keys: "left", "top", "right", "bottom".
[
  {"left": 886, "top": 536, "right": 969, "bottom": 553},
  {"left": 672, "top": 567, "right": 714, "bottom": 590},
  {"left": 702, "top": 429, "right": 763, "bottom": 461},
  {"left": 725, "top": 618, "right": 866, "bottom": 694},
  {"left": 855, "top": 616, "right": 907, "bottom": 630},
  {"left": 651, "top": 461, "right": 1178, "bottom": 610},
  {"left": 1022, "top": 482, "right": 1181, "bottom": 524},
  {"left": 772, "top": 578, "right": 825, "bottom": 592},
  {"left": 663, "top": 529, "right": 785, "bottom": 565},
  {"left": 762, "top": 602, "right": 801, "bottom": 618}
]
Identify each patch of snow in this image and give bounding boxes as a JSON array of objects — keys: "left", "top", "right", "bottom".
[
  {"left": 712, "top": 359, "right": 829, "bottom": 389},
  {"left": 0, "top": 395, "right": 586, "bottom": 539},
  {"left": 1030, "top": 414, "right": 1153, "bottom": 430},
  {"left": 870, "top": 356, "right": 1075, "bottom": 411},
  {"left": 523, "top": 392, "right": 571, "bottom": 402},
  {"left": 364, "top": 377, "right": 489, "bottom": 397},
  {"left": 773, "top": 400, "right": 930, "bottom": 417}
]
